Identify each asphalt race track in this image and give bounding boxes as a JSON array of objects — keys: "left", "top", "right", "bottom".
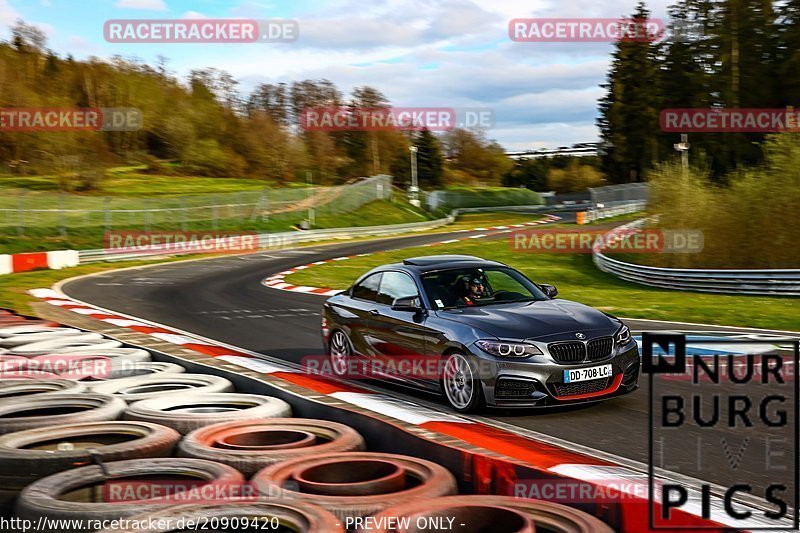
[{"left": 62, "top": 221, "right": 798, "bottom": 502}]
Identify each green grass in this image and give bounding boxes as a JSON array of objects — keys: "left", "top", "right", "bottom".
[
  {"left": 312, "top": 197, "right": 433, "bottom": 229},
  {"left": 441, "top": 212, "right": 545, "bottom": 231},
  {"left": 0, "top": 198, "right": 432, "bottom": 254},
  {"left": 435, "top": 187, "right": 543, "bottom": 209},
  {"left": 286, "top": 238, "right": 800, "bottom": 331},
  {"left": 0, "top": 168, "right": 279, "bottom": 196}
]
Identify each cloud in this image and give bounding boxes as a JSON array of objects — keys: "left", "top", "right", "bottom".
[
  {"left": 64, "top": 0, "right": 665, "bottom": 146},
  {"left": 115, "top": 0, "right": 168, "bottom": 11},
  {"left": 181, "top": 11, "right": 208, "bottom": 20},
  {"left": 64, "top": 35, "right": 95, "bottom": 53},
  {"left": 0, "top": 0, "right": 19, "bottom": 28},
  {"left": 293, "top": 0, "right": 500, "bottom": 50}
]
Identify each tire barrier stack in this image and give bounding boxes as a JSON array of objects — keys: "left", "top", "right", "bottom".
[{"left": 0, "top": 309, "right": 616, "bottom": 532}]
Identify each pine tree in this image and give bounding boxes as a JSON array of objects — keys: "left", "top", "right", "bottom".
[
  {"left": 598, "top": 2, "right": 661, "bottom": 182},
  {"left": 415, "top": 128, "right": 444, "bottom": 187}
]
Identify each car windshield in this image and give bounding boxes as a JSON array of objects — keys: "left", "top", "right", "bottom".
[{"left": 420, "top": 267, "right": 548, "bottom": 309}]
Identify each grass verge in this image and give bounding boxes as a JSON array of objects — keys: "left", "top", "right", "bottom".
[{"left": 285, "top": 236, "right": 799, "bottom": 331}]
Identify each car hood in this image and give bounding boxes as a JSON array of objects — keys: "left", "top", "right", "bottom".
[{"left": 434, "top": 299, "right": 619, "bottom": 341}]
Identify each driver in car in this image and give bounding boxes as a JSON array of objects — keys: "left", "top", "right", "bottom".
[{"left": 460, "top": 276, "right": 491, "bottom": 306}]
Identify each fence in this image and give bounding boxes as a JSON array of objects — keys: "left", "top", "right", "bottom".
[
  {"left": 588, "top": 183, "right": 648, "bottom": 209},
  {"left": 77, "top": 203, "right": 561, "bottom": 264},
  {"left": 0, "top": 175, "right": 392, "bottom": 240},
  {"left": 593, "top": 218, "right": 800, "bottom": 296},
  {"left": 424, "top": 188, "right": 543, "bottom": 211}
]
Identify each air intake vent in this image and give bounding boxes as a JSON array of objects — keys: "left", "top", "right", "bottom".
[
  {"left": 587, "top": 337, "right": 613, "bottom": 361},
  {"left": 548, "top": 342, "right": 586, "bottom": 363}
]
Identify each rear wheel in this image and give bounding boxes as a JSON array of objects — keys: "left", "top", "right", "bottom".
[
  {"left": 328, "top": 331, "right": 351, "bottom": 377},
  {"left": 441, "top": 352, "right": 483, "bottom": 413}
]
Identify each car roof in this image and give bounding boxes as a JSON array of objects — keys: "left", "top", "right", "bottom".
[{"left": 379, "top": 255, "right": 507, "bottom": 274}]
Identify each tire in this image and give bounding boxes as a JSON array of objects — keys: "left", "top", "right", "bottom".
[
  {"left": 0, "top": 355, "right": 29, "bottom": 372},
  {"left": 0, "top": 421, "right": 180, "bottom": 495},
  {"left": 11, "top": 338, "right": 122, "bottom": 356},
  {"left": 0, "top": 325, "right": 66, "bottom": 336},
  {"left": 0, "top": 329, "right": 93, "bottom": 348},
  {"left": 0, "top": 327, "right": 84, "bottom": 345},
  {"left": 91, "top": 373, "right": 234, "bottom": 403},
  {"left": 96, "top": 500, "right": 344, "bottom": 533},
  {"left": 440, "top": 351, "right": 484, "bottom": 413},
  {"left": 0, "top": 393, "right": 126, "bottom": 435},
  {"left": 15, "top": 458, "right": 244, "bottom": 530},
  {"left": 52, "top": 347, "right": 152, "bottom": 365},
  {"left": 86, "top": 362, "right": 185, "bottom": 390},
  {"left": 179, "top": 418, "right": 365, "bottom": 476},
  {"left": 125, "top": 393, "right": 291, "bottom": 435},
  {"left": 328, "top": 330, "right": 352, "bottom": 377},
  {"left": 365, "top": 495, "right": 615, "bottom": 533},
  {"left": 29, "top": 354, "right": 116, "bottom": 381},
  {"left": 0, "top": 370, "right": 61, "bottom": 379},
  {"left": 0, "top": 379, "right": 86, "bottom": 399},
  {"left": 252, "top": 452, "right": 457, "bottom": 521}
]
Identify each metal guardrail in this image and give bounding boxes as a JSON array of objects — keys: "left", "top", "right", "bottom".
[
  {"left": 77, "top": 201, "right": 647, "bottom": 265},
  {"left": 78, "top": 202, "right": 647, "bottom": 265},
  {"left": 78, "top": 204, "right": 580, "bottom": 264},
  {"left": 593, "top": 219, "right": 800, "bottom": 296},
  {"left": 79, "top": 216, "right": 454, "bottom": 264}
]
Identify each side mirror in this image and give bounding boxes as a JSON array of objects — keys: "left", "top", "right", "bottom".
[
  {"left": 540, "top": 284, "right": 558, "bottom": 299},
  {"left": 392, "top": 296, "right": 422, "bottom": 311}
]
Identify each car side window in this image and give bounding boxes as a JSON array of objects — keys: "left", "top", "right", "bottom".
[
  {"left": 377, "top": 271, "right": 419, "bottom": 305},
  {"left": 351, "top": 273, "right": 382, "bottom": 302}
]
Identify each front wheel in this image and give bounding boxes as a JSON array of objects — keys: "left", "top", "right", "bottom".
[
  {"left": 441, "top": 352, "right": 483, "bottom": 413},
  {"left": 328, "top": 330, "right": 351, "bottom": 377}
]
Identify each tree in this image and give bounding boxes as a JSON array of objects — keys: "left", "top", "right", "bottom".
[
  {"left": 11, "top": 20, "right": 46, "bottom": 52},
  {"left": 598, "top": 2, "right": 662, "bottom": 182},
  {"left": 414, "top": 128, "right": 444, "bottom": 187}
]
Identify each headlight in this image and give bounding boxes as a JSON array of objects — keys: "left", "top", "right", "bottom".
[
  {"left": 475, "top": 340, "right": 543, "bottom": 358},
  {"left": 615, "top": 325, "right": 631, "bottom": 346}
]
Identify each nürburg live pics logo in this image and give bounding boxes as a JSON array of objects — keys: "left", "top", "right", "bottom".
[{"left": 644, "top": 333, "right": 799, "bottom": 529}]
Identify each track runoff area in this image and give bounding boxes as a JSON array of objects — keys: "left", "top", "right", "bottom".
[{"left": 56, "top": 215, "right": 800, "bottom": 531}]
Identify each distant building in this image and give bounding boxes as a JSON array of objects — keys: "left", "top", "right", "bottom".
[{"left": 506, "top": 142, "right": 600, "bottom": 160}]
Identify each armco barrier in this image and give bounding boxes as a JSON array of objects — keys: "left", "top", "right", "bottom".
[
  {"left": 32, "top": 291, "right": 786, "bottom": 530},
  {"left": 593, "top": 219, "right": 800, "bottom": 296}
]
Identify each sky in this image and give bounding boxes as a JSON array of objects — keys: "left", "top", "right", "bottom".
[{"left": 0, "top": 0, "right": 674, "bottom": 150}]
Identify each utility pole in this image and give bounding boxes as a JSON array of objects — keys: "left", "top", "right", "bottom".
[
  {"left": 409, "top": 146, "right": 419, "bottom": 208},
  {"left": 306, "top": 170, "right": 315, "bottom": 226},
  {"left": 674, "top": 134, "right": 690, "bottom": 172},
  {"left": 371, "top": 135, "right": 380, "bottom": 176}
]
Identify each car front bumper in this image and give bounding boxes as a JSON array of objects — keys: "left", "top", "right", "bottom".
[{"left": 470, "top": 343, "right": 641, "bottom": 408}]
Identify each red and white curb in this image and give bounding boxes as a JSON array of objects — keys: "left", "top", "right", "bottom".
[
  {"left": 1, "top": 250, "right": 79, "bottom": 275},
  {"left": 261, "top": 214, "right": 562, "bottom": 296},
  {"left": 28, "top": 286, "right": 770, "bottom": 530}
]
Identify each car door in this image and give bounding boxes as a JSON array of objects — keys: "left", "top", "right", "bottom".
[
  {"left": 345, "top": 272, "right": 383, "bottom": 359},
  {"left": 370, "top": 271, "right": 438, "bottom": 389}
]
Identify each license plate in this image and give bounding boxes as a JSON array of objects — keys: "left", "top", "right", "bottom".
[{"left": 563, "top": 364, "right": 612, "bottom": 383}]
